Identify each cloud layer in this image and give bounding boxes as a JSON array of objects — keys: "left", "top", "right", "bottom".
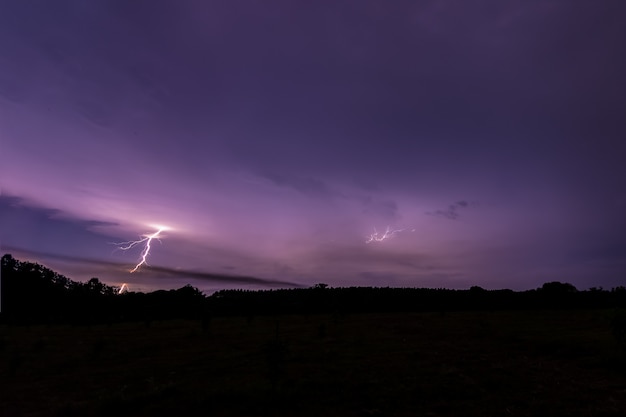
[{"left": 1, "top": 1, "right": 625, "bottom": 291}]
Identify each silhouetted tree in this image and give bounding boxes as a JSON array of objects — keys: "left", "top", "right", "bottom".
[{"left": 540, "top": 281, "right": 578, "bottom": 294}]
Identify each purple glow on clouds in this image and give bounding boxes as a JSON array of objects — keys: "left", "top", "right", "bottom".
[{"left": 1, "top": 1, "right": 625, "bottom": 292}]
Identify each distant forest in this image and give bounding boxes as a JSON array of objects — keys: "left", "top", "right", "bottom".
[{"left": 1, "top": 253, "right": 625, "bottom": 325}]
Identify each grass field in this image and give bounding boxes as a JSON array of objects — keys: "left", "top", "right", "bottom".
[{"left": 1, "top": 310, "right": 625, "bottom": 416}]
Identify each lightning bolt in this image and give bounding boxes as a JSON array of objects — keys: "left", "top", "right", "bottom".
[
  {"left": 113, "top": 225, "right": 168, "bottom": 273},
  {"left": 118, "top": 283, "right": 129, "bottom": 294},
  {"left": 365, "top": 226, "right": 404, "bottom": 243}
]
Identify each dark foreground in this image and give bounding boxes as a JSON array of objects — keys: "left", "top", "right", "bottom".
[{"left": 1, "top": 310, "right": 625, "bottom": 416}]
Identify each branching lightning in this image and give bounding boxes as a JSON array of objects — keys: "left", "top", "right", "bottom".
[
  {"left": 113, "top": 225, "right": 168, "bottom": 273},
  {"left": 366, "top": 226, "right": 403, "bottom": 243}
]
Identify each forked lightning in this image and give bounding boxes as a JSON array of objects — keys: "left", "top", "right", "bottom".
[
  {"left": 366, "top": 226, "right": 403, "bottom": 243},
  {"left": 114, "top": 225, "right": 168, "bottom": 272}
]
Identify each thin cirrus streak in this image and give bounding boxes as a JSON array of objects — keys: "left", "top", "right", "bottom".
[{"left": 113, "top": 225, "right": 169, "bottom": 273}]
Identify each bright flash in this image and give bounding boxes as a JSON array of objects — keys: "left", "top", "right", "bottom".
[
  {"left": 118, "top": 283, "right": 129, "bottom": 294},
  {"left": 114, "top": 225, "right": 169, "bottom": 273},
  {"left": 366, "top": 226, "right": 404, "bottom": 243}
]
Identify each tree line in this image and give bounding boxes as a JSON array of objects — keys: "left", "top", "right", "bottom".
[{"left": 1, "top": 253, "right": 625, "bottom": 325}]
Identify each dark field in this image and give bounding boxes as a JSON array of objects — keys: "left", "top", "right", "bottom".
[{"left": 2, "top": 310, "right": 625, "bottom": 416}]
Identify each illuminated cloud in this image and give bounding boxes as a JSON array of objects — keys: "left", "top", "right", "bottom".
[{"left": 1, "top": 1, "right": 625, "bottom": 291}]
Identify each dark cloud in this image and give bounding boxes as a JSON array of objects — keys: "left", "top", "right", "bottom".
[
  {"left": 0, "top": 195, "right": 119, "bottom": 231},
  {"left": 429, "top": 208, "right": 460, "bottom": 220},
  {"left": 426, "top": 200, "right": 476, "bottom": 220},
  {"left": 142, "top": 264, "right": 303, "bottom": 287},
  {"left": 2, "top": 247, "right": 303, "bottom": 288}
]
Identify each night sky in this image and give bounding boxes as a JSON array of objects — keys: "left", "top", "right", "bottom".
[{"left": 1, "top": 1, "right": 625, "bottom": 293}]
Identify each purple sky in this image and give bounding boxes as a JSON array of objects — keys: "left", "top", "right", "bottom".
[{"left": 1, "top": 1, "right": 625, "bottom": 292}]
